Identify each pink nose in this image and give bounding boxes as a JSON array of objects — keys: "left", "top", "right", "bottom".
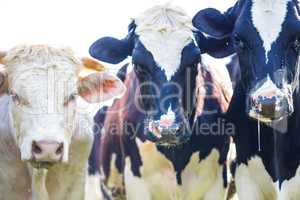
[
  {"left": 32, "top": 141, "right": 64, "bottom": 162},
  {"left": 159, "top": 118, "right": 174, "bottom": 127}
]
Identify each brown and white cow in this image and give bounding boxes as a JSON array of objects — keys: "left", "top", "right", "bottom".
[{"left": 0, "top": 45, "right": 125, "bottom": 200}]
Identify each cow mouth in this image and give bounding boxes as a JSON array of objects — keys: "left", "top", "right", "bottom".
[
  {"left": 145, "top": 121, "right": 191, "bottom": 146},
  {"left": 29, "top": 161, "right": 56, "bottom": 169}
]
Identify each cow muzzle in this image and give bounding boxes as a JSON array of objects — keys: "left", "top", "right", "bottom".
[
  {"left": 30, "top": 140, "right": 64, "bottom": 169},
  {"left": 145, "top": 111, "right": 191, "bottom": 146},
  {"left": 247, "top": 76, "right": 293, "bottom": 123}
]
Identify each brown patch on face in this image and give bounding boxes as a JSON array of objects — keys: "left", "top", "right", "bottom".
[{"left": 81, "top": 57, "right": 105, "bottom": 72}]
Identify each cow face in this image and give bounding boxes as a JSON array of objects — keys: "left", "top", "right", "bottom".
[
  {"left": 89, "top": 5, "right": 201, "bottom": 146},
  {"left": 0, "top": 45, "right": 125, "bottom": 168},
  {"left": 193, "top": 0, "right": 300, "bottom": 123}
]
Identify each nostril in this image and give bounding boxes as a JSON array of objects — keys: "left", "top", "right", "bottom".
[
  {"left": 32, "top": 141, "right": 42, "bottom": 154},
  {"left": 56, "top": 143, "right": 64, "bottom": 155}
]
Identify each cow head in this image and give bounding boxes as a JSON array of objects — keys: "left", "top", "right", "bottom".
[
  {"left": 0, "top": 45, "right": 125, "bottom": 168},
  {"left": 89, "top": 5, "right": 202, "bottom": 146},
  {"left": 193, "top": 0, "right": 300, "bottom": 123}
]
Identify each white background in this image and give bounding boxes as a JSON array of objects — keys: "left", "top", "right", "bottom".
[
  {"left": 1, "top": 0, "right": 235, "bottom": 56},
  {"left": 0, "top": 0, "right": 237, "bottom": 115}
]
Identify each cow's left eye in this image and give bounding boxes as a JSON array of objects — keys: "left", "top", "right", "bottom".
[
  {"left": 9, "top": 90, "right": 29, "bottom": 106},
  {"left": 233, "top": 34, "right": 247, "bottom": 51},
  {"left": 11, "top": 94, "right": 20, "bottom": 105}
]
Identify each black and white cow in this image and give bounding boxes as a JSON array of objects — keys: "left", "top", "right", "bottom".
[
  {"left": 193, "top": 0, "right": 300, "bottom": 199},
  {"left": 88, "top": 4, "right": 235, "bottom": 200}
]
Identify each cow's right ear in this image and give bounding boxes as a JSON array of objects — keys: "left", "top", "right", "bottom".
[
  {"left": 192, "top": 1, "right": 242, "bottom": 39},
  {"left": 89, "top": 36, "right": 134, "bottom": 64},
  {"left": 193, "top": 8, "right": 234, "bottom": 39}
]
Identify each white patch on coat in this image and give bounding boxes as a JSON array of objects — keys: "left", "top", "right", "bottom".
[
  {"left": 124, "top": 141, "right": 228, "bottom": 200},
  {"left": 235, "top": 156, "right": 277, "bottom": 199},
  {"left": 251, "top": 0, "right": 290, "bottom": 63},
  {"left": 180, "top": 149, "right": 227, "bottom": 200},
  {"left": 85, "top": 174, "right": 103, "bottom": 200},
  {"left": 236, "top": 156, "right": 300, "bottom": 199},
  {"left": 135, "top": 4, "right": 194, "bottom": 80},
  {"left": 277, "top": 166, "right": 300, "bottom": 199}
]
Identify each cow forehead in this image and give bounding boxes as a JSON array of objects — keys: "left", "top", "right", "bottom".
[
  {"left": 251, "top": 0, "right": 290, "bottom": 63},
  {"left": 4, "top": 45, "right": 80, "bottom": 98},
  {"left": 10, "top": 63, "right": 77, "bottom": 97},
  {"left": 134, "top": 4, "right": 194, "bottom": 80},
  {"left": 5, "top": 45, "right": 80, "bottom": 76}
]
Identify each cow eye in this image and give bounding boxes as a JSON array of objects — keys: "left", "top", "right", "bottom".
[
  {"left": 9, "top": 90, "right": 25, "bottom": 106},
  {"left": 233, "top": 34, "right": 246, "bottom": 50},
  {"left": 292, "top": 37, "right": 300, "bottom": 53}
]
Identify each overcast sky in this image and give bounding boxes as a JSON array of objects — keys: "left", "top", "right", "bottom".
[{"left": 1, "top": 0, "right": 235, "bottom": 56}]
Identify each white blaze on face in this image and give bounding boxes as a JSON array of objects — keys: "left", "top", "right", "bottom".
[
  {"left": 135, "top": 4, "right": 194, "bottom": 80},
  {"left": 251, "top": 0, "right": 290, "bottom": 63}
]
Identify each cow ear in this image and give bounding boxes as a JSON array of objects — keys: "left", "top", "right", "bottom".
[
  {"left": 195, "top": 31, "right": 235, "bottom": 58},
  {"left": 89, "top": 36, "right": 134, "bottom": 64},
  {"left": 192, "top": 0, "right": 246, "bottom": 41},
  {"left": 193, "top": 8, "right": 234, "bottom": 39},
  {"left": 81, "top": 57, "right": 106, "bottom": 72},
  {"left": 78, "top": 72, "right": 126, "bottom": 103}
]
